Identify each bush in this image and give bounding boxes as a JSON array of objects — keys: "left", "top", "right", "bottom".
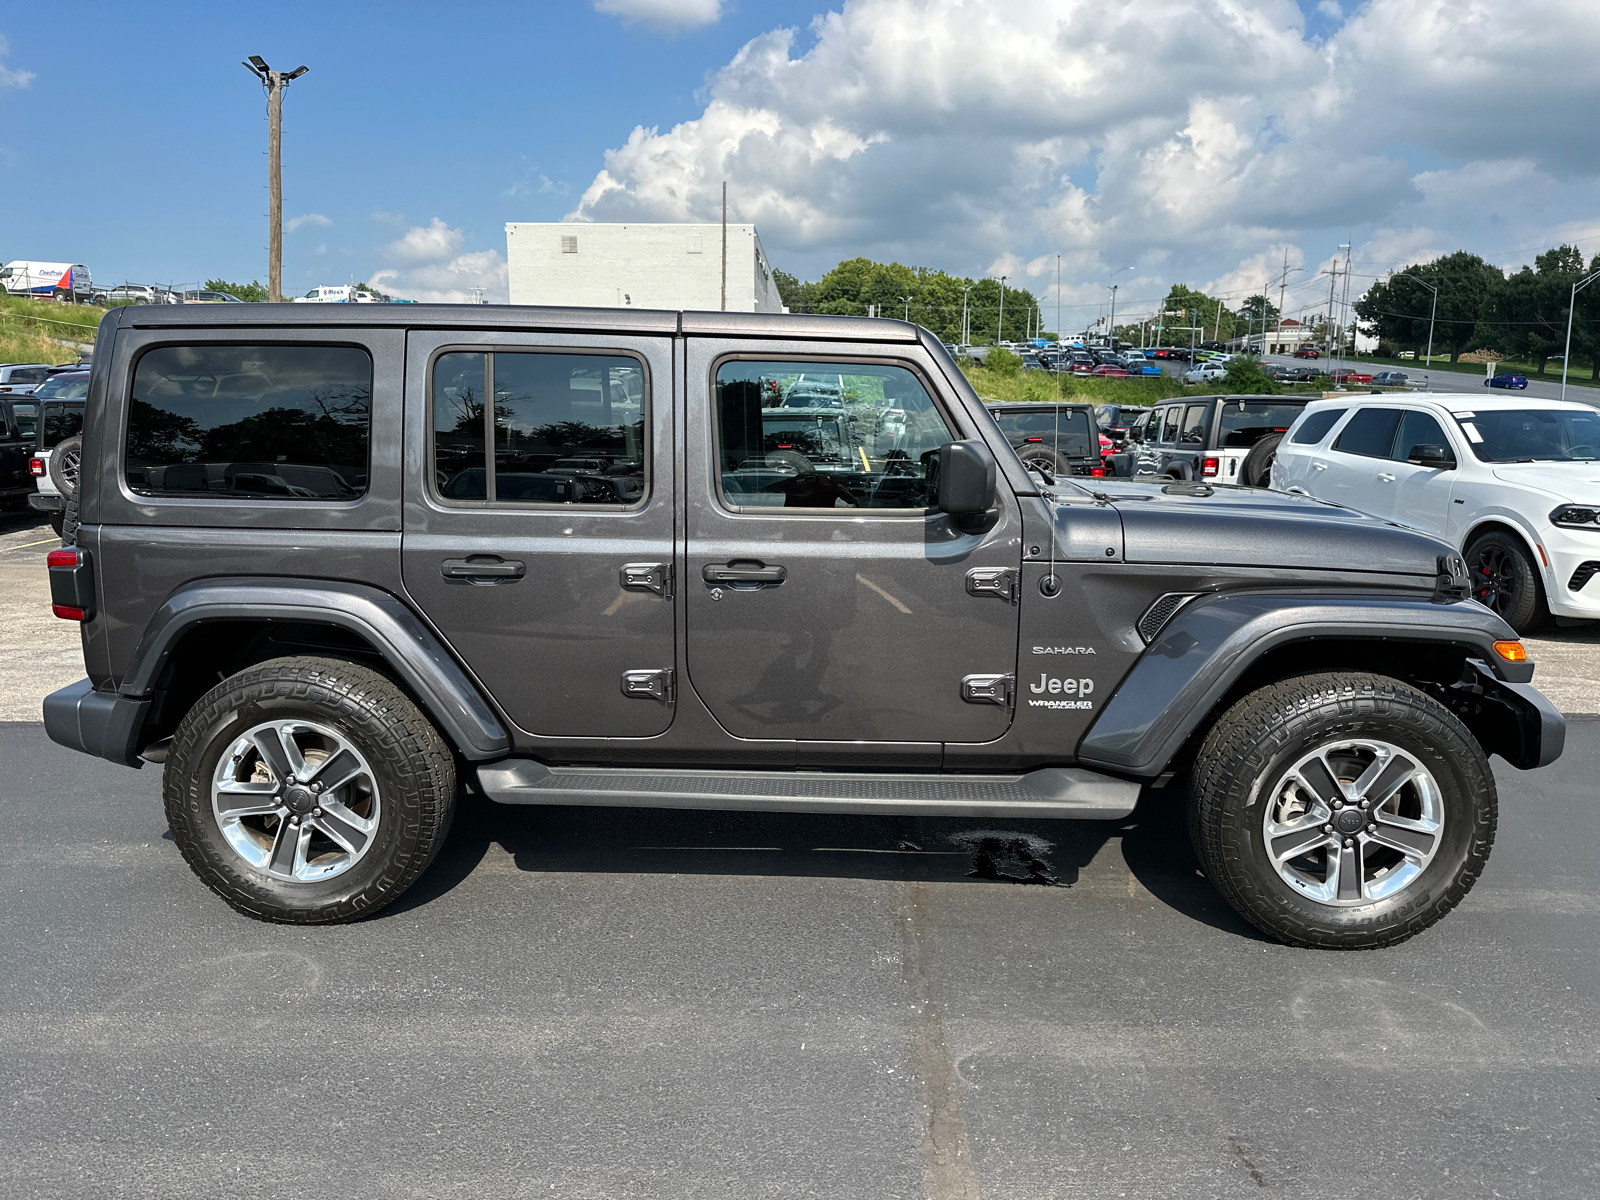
[
  {"left": 985, "top": 348, "right": 1020, "bottom": 376},
  {"left": 1222, "top": 356, "right": 1279, "bottom": 394}
]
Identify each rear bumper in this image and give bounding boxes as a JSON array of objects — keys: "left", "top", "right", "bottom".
[
  {"left": 42, "top": 679, "right": 148, "bottom": 768},
  {"left": 27, "top": 492, "right": 63, "bottom": 512}
]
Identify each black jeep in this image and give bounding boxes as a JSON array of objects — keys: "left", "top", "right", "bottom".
[
  {"left": 985, "top": 401, "right": 1105, "bottom": 477},
  {"left": 43, "top": 304, "right": 1562, "bottom": 948}
]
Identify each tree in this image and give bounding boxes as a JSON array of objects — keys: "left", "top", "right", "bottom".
[
  {"left": 1355, "top": 252, "right": 1502, "bottom": 362},
  {"left": 1221, "top": 357, "right": 1278, "bottom": 394},
  {"left": 1478, "top": 245, "right": 1599, "bottom": 376},
  {"left": 777, "top": 257, "right": 1042, "bottom": 343},
  {"left": 1159, "top": 285, "right": 1234, "bottom": 344},
  {"left": 1237, "top": 294, "right": 1279, "bottom": 327},
  {"left": 204, "top": 279, "right": 270, "bottom": 303}
]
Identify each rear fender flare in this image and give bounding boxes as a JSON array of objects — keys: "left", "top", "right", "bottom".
[
  {"left": 1075, "top": 590, "right": 1544, "bottom": 776},
  {"left": 120, "top": 577, "right": 510, "bottom": 760}
]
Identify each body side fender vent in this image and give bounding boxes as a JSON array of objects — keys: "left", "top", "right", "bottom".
[{"left": 1137, "top": 592, "right": 1200, "bottom": 644}]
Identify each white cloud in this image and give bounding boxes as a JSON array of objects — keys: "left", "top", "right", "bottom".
[
  {"left": 286, "top": 212, "right": 332, "bottom": 234},
  {"left": 1317, "top": 0, "right": 1342, "bottom": 18},
  {"left": 382, "top": 217, "right": 465, "bottom": 263},
  {"left": 567, "top": 0, "right": 1600, "bottom": 311},
  {"left": 371, "top": 219, "right": 507, "bottom": 302},
  {"left": 593, "top": 0, "right": 722, "bottom": 29},
  {"left": 0, "top": 35, "right": 34, "bottom": 88}
]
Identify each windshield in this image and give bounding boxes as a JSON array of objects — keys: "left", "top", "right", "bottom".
[
  {"left": 1217, "top": 401, "right": 1305, "bottom": 448},
  {"left": 31, "top": 375, "right": 89, "bottom": 400},
  {"left": 1453, "top": 408, "right": 1600, "bottom": 462}
]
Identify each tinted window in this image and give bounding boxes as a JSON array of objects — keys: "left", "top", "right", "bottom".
[
  {"left": 1290, "top": 408, "right": 1345, "bottom": 444},
  {"left": 1333, "top": 407, "right": 1402, "bottom": 459},
  {"left": 1454, "top": 408, "right": 1600, "bottom": 463},
  {"left": 40, "top": 403, "right": 83, "bottom": 448},
  {"left": 991, "top": 408, "right": 1095, "bottom": 457},
  {"left": 1159, "top": 406, "right": 1181, "bottom": 443},
  {"left": 30, "top": 374, "right": 89, "bottom": 400},
  {"left": 715, "top": 361, "right": 952, "bottom": 509},
  {"left": 1393, "top": 411, "right": 1450, "bottom": 460},
  {"left": 10, "top": 367, "right": 47, "bottom": 384},
  {"left": 12, "top": 403, "right": 37, "bottom": 438},
  {"left": 1217, "top": 401, "right": 1306, "bottom": 448},
  {"left": 126, "top": 344, "right": 371, "bottom": 499},
  {"left": 1179, "top": 404, "right": 1207, "bottom": 445},
  {"left": 431, "top": 351, "right": 646, "bottom": 506}
]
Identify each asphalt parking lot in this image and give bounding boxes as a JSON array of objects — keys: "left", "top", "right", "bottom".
[{"left": 2, "top": 507, "right": 1598, "bottom": 1197}]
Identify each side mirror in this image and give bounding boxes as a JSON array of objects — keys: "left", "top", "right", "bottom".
[
  {"left": 1407, "top": 443, "right": 1456, "bottom": 470},
  {"left": 936, "top": 440, "right": 997, "bottom": 519}
]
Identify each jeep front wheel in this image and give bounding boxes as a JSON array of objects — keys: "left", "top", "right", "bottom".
[
  {"left": 1190, "top": 672, "right": 1496, "bottom": 949},
  {"left": 164, "top": 656, "right": 456, "bottom": 923}
]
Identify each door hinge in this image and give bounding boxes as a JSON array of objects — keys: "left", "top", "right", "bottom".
[
  {"left": 621, "top": 668, "right": 675, "bottom": 703},
  {"left": 961, "top": 673, "right": 1014, "bottom": 706},
  {"left": 965, "top": 567, "right": 1018, "bottom": 602},
  {"left": 620, "top": 562, "right": 672, "bottom": 598}
]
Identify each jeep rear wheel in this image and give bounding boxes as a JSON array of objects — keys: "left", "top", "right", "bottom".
[
  {"left": 1190, "top": 672, "right": 1496, "bottom": 949},
  {"left": 1017, "top": 445, "right": 1067, "bottom": 474},
  {"left": 164, "top": 656, "right": 456, "bottom": 923}
]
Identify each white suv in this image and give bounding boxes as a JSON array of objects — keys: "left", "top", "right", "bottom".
[{"left": 1272, "top": 393, "right": 1600, "bottom": 633}]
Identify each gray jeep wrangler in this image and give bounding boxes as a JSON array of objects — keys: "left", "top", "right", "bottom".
[{"left": 44, "top": 304, "right": 1563, "bottom": 947}]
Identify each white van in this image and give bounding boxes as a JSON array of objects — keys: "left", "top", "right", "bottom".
[
  {"left": 0, "top": 261, "right": 94, "bottom": 302},
  {"left": 294, "top": 285, "right": 389, "bottom": 303}
]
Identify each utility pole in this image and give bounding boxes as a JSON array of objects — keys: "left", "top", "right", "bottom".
[
  {"left": 1274, "top": 248, "right": 1291, "bottom": 355},
  {"left": 1322, "top": 263, "right": 1341, "bottom": 360},
  {"left": 720, "top": 181, "right": 727, "bottom": 311},
  {"left": 1336, "top": 242, "right": 1352, "bottom": 373},
  {"left": 242, "top": 56, "right": 308, "bottom": 304}
]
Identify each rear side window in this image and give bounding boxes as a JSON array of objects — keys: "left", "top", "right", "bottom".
[
  {"left": 1290, "top": 408, "right": 1345, "bottom": 444},
  {"left": 1179, "top": 403, "right": 1207, "bottom": 445},
  {"left": 10, "top": 367, "right": 47, "bottom": 384},
  {"left": 1217, "top": 401, "right": 1305, "bottom": 448},
  {"left": 1159, "top": 406, "right": 1181, "bottom": 443},
  {"left": 126, "top": 344, "right": 371, "bottom": 500},
  {"left": 40, "top": 403, "right": 83, "bottom": 448},
  {"left": 12, "top": 403, "right": 37, "bottom": 439},
  {"left": 431, "top": 350, "right": 646, "bottom": 506},
  {"left": 1333, "top": 407, "right": 1401, "bottom": 459}
]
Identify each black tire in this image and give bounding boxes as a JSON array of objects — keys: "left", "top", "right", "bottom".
[
  {"left": 1017, "top": 445, "right": 1067, "bottom": 474},
  {"left": 1464, "top": 529, "right": 1547, "bottom": 634},
  {"left": 47, "top": 435, "right": 82, "bottom": 500},
  {"left": 47, "top": 511, "right": 63, "bottom": 538},
  {"left": 1190, "top": 672, "right": 1496, "bottom": 949},
  {"left": 1239, "top": 432, "right": 1282, "bottom": 488},
  {"left": 164, "top": 656, "right": 457, "bottom": 924},
  {"left": 59, "top": 493, "right": 79, "bottom": 545}
]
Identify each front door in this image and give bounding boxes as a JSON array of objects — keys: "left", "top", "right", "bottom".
[
  {"left": 401, "top": 331, "right": 676, "bottom": 739},
  {"left": 1385, "top": 408, "right": 1459, "bottom": 536},
  {"left": 682, "top": 343, "right": 1022, "bottom": 745}
]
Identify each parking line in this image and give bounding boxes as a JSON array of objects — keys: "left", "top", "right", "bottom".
[{"left": 2, "top": 537, "right": 59, "bottom": 551}]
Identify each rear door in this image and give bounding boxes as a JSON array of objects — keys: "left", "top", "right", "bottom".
[
  {"left": 1321, "top": 406, "right": 1402, "bottom": 514},
  {"left": 400, "top": 330, "right": 676, "bottom": 739},
  {"left": 682, "top": 341, "right": 1021, "bottom": 746}
]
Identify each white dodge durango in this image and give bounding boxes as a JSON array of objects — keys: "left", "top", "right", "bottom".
[{"left": 1272, "top": 393, "right": 1600, "bottom": 633}]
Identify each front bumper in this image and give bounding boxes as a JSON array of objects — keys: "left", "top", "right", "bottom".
[
  {"left": 1537, "top": 529, "right": 1600, "bottom": 617},
  {"left": 43, "top": 679, "right": 148, "bottom": 768}
]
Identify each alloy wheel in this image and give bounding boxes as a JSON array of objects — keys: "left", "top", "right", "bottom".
[
  {"left": 210, "top": 718, "right": 381, "bottom": 883},
  {"left": 1262, "top": 738, "right": 1444, "bottom": 906}
]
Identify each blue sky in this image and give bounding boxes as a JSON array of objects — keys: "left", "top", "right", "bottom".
[{"left": 2, "top": 0, "right": 1598, "bottom": 323}]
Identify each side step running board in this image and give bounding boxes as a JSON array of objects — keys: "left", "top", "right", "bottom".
[{"left": 476, "top": 761, "right": 1140, "bottom": 820}]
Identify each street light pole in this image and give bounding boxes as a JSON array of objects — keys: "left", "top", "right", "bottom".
[
  {"left": 242, "top": 56, "right": 309, "bottom": 304},
  {"left": 1055, "top": 254, "right": 1061, "bottom": 344},
  {"left": 997, "top": 276, "right": 1006, "bottom": 344},
  {"left": 1389, "top": 273, "right": 1439, "bottom": 373},
  {"left": 961, "top": 285, "right": 972, "bottom": 345},
  {"left": 1562, "top": 268, "right": 1600, "bottom": 402},
  {"left": 901, "top": 294, "right": 913, "bottom": 322}
]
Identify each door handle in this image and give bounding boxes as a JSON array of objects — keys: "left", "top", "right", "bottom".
[
  {"left": 702, "top": 560, "right": 786, "bottom": 587},
  {"left": 1378, "top": 472, "right": 1396, "bottom": 482},
  {"left": 1312, "top": 462, "right": 1328, "bottom": 471},
  {"left": 442, "top": 556, "right": 526, "bottom": 581}
]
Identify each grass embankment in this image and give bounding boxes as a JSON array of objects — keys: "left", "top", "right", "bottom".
[
  {"left": 0, "top": 297, "right": 105, "bottom": 366},
  {"left": 1361, "top": 353, "right": 1598, "bottom": 389},
  {"left": 959, "top": 363, "right": 1330, "bottom": 406}
]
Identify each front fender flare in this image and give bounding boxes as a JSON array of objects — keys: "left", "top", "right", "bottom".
[
  {"left": 119, "top": 577, "right": 510, "bottom": 761},
  {"left": 1075, "top": 590, "right": 1546, "bottom": 776}
]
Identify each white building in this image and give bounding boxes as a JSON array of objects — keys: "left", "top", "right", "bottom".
[{"left": 505, "top": 222, "right": 784, "bottom": 313}]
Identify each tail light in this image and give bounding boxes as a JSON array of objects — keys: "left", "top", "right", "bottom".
[
  {"left": 48, "top": 547, "right": 94, "bottom": 621},
  {"left": 1202, "top": 457, "right": 1219, "bottom": 477},
  {"left": 1090, "top": 467, "right": 1105, "bottom": 477},
  {"left": 29, "top": 457, "right": 45, "bottom": 477}
]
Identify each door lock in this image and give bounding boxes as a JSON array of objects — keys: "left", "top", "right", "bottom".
[
  {"left": 965, "top": 567, "right": 1017, "bottom": 602},
  {"left": 621, "top": 668, "right": 675, "bottom": 703},
  {"left": 620, "top": 562, "right": 672, "bottom": 597},
  {"left": 961, "top": 673, "right": 1014, "bottom": 706}
]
